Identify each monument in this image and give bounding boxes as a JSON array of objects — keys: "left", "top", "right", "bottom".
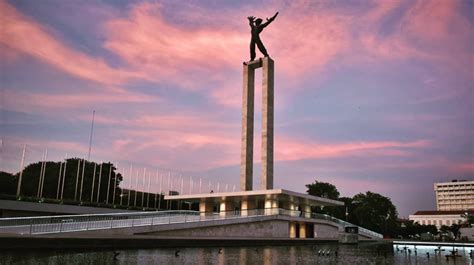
[
  {"left": 165, "top": 12, "right": 351, "bottom": 239},
  {"left": 241, "top": 12, "right": 278, "bottom": 191}
]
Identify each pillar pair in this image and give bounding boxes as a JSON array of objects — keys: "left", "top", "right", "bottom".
[{"left": 240, "top": 57, "right": 274, "bottom": 191}]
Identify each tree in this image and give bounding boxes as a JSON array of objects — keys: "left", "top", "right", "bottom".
[
  {"left": 306, "top": 180, "right": 342, "bottom": 216},
  {"left": 12, "top": 158, "right": 123, "bottom": 204},
  {"left": 306, "top": 180, "right": 340, "bottom": 199},
  {"left": 0, "top": 171, "right": 16, "bottom": 195},
  {"left": 352, "top": 191, "right": 398, "bottom": 237}
]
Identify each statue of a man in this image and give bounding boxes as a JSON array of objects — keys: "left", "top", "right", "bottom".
[{"left": 246, "top": 12, "right": 279, "bottom": 62}]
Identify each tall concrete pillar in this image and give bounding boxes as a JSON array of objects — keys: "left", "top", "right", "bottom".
[
  {"left": 240, "top": 60, "right": 258, "bottom": 191},
  {"left": 240, "top": 57, "right": 274, "bottom": 191},
  {"left": 261, "top": 58, "right": 274, "bottom": 190}
]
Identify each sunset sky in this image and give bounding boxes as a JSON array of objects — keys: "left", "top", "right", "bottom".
[{"left": 1, "top": 0, "right": 473, "bottom": 216}]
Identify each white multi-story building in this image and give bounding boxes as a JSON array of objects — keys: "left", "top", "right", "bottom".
[
  {"left": 409, "top": 179, "right": 474, "bottom": 229},
  {"left": 435, "top": 180, "right": 474, "bottom": 211},
  {"left": 409, "top": 210, "right": 472, "bottom": 229}
]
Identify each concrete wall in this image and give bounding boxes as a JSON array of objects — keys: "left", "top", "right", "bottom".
[
  {"left": 314, "top": 223, "right": 340, "bottom": 239},
  {"left": 460, "top": 227, "right": 474, "bottom": 241},
  {"left": 146, "top": 219, "right": 289, "bottom": 238},
  {"left": 409, "top": 214, "right": 464, "bottom": 229},
  {"left": 63, "top": 214, "right": 379, "bottom": 240}
]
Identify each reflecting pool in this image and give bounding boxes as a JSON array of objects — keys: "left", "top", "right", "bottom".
[{"left": 1, "top": 242, "right": 473, "bottom": 265}]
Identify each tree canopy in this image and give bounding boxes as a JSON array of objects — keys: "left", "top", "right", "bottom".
[
  {"left": 305, "top": 180, "right": 340, "bottom": 200},
  {"left": 305, "top": 179, "right": 400, "bottom": 237},
  {"left": 7, "top": 158, "right": 123, "bottom": 204},
  {"left": 352, "top": 191, "right": 398, "bottom": 236}
]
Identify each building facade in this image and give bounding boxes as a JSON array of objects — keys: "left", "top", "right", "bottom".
[
  {"left": 435, "top": 180, "right": 474, "bottom": 211},
  {"left": 409, "top": 210, "right": 473, "bottom": 229}
]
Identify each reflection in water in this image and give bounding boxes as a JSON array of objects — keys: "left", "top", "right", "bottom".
[
  {"left": 263, "top": 247, "right": 271, "bottom": 265},
  {"left": 289, "top": 246, "right": 296, "bottom": 264},
  {"left": 1, "top": 242, "right": 473, "bottom": 265},
  {"left": 217, "top": 248, "right": 224, "bottom": 265},
  {"left": 238, "top": 248, "right": 247, "bottom": 265}
]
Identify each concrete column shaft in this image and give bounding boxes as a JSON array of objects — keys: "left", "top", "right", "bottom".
[
  {"left": 261, "top": 57, "right": 274, "bottom": 190},
  {"left": 240, "top": 63, "right": 255, "bottom": 191}
]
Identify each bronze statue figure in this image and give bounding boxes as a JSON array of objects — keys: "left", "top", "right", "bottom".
[{"left": 246, "top": 12, "right": 278, "bottom": 63}]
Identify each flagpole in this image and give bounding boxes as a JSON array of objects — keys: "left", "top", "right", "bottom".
[
  {"left": 36, "top": 150, "right": 45, "bottom": 198},
  {"left": 113, "top": 162, "right": 118, "bottom": 205},
  {"left": 87, "top": 110, "right": 95, "bottom": 160},
  {"left": 91, "top": 163, "right": 97, "bottom": 202},
  {"left": 106, "top": 163, "right": 112, "bottom": 204},
  {"left": 190, "top": 176, "right": 193, "bottom": 194},
  {"left": 146, "top": 171, "right": 151, "bottom": 208},
  {"left": 127, "top": 164, "right": 133, "bottom": 207},
  {"left": 16, "top": 144, "right": 27, "bottom": 197},
  {"left": 39, "top": 149, "right": 48, "bottom": 198},
  {"left": 168, "top": 173, "right": 172, "bottom": 210},
  {"left": 141, "top": 168, "right": 146, "bottom": 208},
  {"left": 154, "top": 169, "right": 159, "bottom": 209},
  {"left": 56, "top": 160, "right": 63, "bottom": 200},
  {"left": 79, "top": 158, "right": 86, "bottom": 202},
  {"left": 134, "top": 169, "right": 139, "bottom": 207},
  {"left": 74, "top": 159, "right": 81, "bottom": 201},
  {"left": 60, "top": 154, "right": 67, "bottom": 200},
  {"left": 158, "top": 172, "right": 163, "bottom": 210},
  {"left": 96, "top": 162, "right": 103, "bottom": 203}
]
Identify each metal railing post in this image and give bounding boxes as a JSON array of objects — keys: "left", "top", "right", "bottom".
[{"left": 29, "top": 219, "right": 33, "bottom": 235}]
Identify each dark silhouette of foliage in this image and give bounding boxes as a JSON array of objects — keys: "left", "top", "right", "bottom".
[
  {"left": 0, "top": 171, "right": 15, "bottom": 195},
  {"left": 306, "top": 180, "right": 340, "bottom": 200},
  {"left": 12, "top": 158, "right": 122, "bottom": 204}
]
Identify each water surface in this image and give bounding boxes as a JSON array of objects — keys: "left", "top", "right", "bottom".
[{"left": 1, "top": 242, "right": 472, "bottom": 264}]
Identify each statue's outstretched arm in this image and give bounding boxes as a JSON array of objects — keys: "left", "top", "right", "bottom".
[
  {"left": 247, "top": 16, "right": 255, "bottom": 27},
  {"left": 262, "top": 12, "right": 278, "bottom": 28}
]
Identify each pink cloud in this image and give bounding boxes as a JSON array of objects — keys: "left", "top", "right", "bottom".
[
  {"left": 103, "top": 2, "right": 351, "bottom": 91},
  {"left": 358, "top": 0, "right": 471, "bottom": 67},
  {"left": 0, "top": 1, "right": 141, "bottom": 85},
  {"left": 276, "top": 137, "right": 431, "bottom": 161},
  {"left": 451, "top": 162, "right": 474, "bottom": 174},
  {"left": 2, "top": 89, "right": 156, "bottom": 115}
]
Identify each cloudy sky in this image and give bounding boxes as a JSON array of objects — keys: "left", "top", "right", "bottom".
[{"left": 1, "top": 0, "right": 473, "bottom": 216}]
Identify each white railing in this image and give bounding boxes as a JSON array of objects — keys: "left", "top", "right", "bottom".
[
  {"left": 0, "top": 208, "right": 382, "bottom": 238},
  {"left": 311, "top": 213, "right": 383, "bottom": 239}
]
